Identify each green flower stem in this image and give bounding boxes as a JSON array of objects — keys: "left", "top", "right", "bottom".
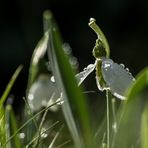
[
  {"left": 88, "top": 18, "right": 110, "bottom": 58},
  {"left": 106, "top": 90, "right": 110, "bottom": 148}
]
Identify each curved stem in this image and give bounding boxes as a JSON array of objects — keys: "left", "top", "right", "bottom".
[{"left": 88, "top": 18, "right": 110, "bottom": 58}]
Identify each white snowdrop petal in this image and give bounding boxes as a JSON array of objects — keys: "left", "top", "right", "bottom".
[
  {"left": 75, "top": 64, "right": 96, "bottom": 86},
  {"left": 27, "top": 77, "right": 60, "bottom": 111},
  {"left": 101, "top": 58, "right": 135, "bottom": 99}
]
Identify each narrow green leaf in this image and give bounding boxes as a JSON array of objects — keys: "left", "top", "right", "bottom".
[
  {"left": 5, "top": 105, "right": 12, "bottom": 148},
  {"left": 0, "top": 65, "right": 23, "bottom": 107},
  {"left": 25, "top": 121, "right": 59, "bottom": 148},
  {"left": 141, "top": 105, "right": 148, "bottom": 148},
  {"left": 0, "top": 66, "right": 23, "bottom": 143},
  {"left": 9, "top": 105, "right": 21, "bottom": 148},
  {"left": 2, "top": 101, "right": 60, "bottom": 148},
  {"left": 27, "top": 32, "right": 49, "bottom": 89},
  {"left": 48, "top": 126, "right": 63, "bottom": 148},
  {"left": 0, "top": 111, "right": 6, "bottom": 146},
  {"left": 45, "top": 10, "right": 96, "bottom": 148}
]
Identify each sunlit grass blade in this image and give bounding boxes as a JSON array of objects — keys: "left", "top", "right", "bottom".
[
  {"left": 0, "top": 65, "right": 23, "bottom": 108},
  {"left": 7, "top": 102, "right": 21, "bottom": 148},
  {"left": 45, "top": 10, "right": 82, "bottom": 148},
  {"left": 0, "top": 66, "right": 22, "bottom": 146},
  {"left": 0, "top": 114, "right": 5, "bottom": 146},
  {"left": 33, "top": 96, "right": 53, "bottom": 147},
  {"left": 25, "top": 121, "right": 59, "bottom": 148},
  {"left": 48, "top": 125, "right": 63, "bottom": 148},
  {"left": 27, "top": 32, "right": 49, "bottom": 89},
  {"left": 95, "top": 116, "right": 107, "bottom": 147},
  {"left": 55, "top": 140, "right": 71, "bottom": 148},
  {"left": 141, "top": 105, "right": 148, "bottom": 148},
  {"left": 45, "top": 10, "right": 96, "bottom": 148},
  {"left": 2, "top": 101, "right": 60, "bottom": 148},
  {"left": 111, "top": 67, "right": 148, "bottom": 148},
  {"left": 5, "top": 104, "right": 11, "bottom": 148}
]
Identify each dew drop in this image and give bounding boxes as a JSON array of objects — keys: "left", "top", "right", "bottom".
[
  {"left": 69, "top": 57, "right": 78, "bottom": 68},
  {"left": 104, "top": 63, "right": 111, "bottom": 68},
  {"left": 125, "top": 68, "right": 129, "bottom": 71},
  {"left": 112, "top": 122, "right": 117, "bottom": 133},
  {"left": 89, "top": 18, "right": 96, "bottom": 23},
  {"left": 19, "top": 133, "right": 25, "bottom": 139},
  {"left": 51, "top": 76, "right": 55, "bottom": 82},
  {"left": 120, "top": 64, "right": 125, "bottom": 68},
  {"left": 63, "top": 43, "right": 72, "bottom": 55}
]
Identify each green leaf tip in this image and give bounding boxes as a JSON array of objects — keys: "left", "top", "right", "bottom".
[
  {"left": 43, "top": 10, "right": 54, "bottom": 33},
  {"left": 43, "top": 10, "right": 53, "bottom": 20}
]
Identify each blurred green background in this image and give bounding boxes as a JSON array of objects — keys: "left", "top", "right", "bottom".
[{"left": 0, "top": 0, "right": 148, "bottom": 104}]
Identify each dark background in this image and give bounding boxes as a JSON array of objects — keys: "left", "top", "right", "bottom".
[{"left": 0, "top": 0, "right": 148, "bottom": 102}]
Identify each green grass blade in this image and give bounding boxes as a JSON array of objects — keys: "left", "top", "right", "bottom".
[
  {"left": 48, "top": 126, "right": 63, "bottom": 148},
  {"left": 25, "top": 121, "right": 59, "bottom": 148},
  {"left": 9, "top": 104, "right": 21, "bottom": 148},
  {"left": 0, "top": 65, "right": 23, "bottom": 107},
  {"left": 141, "top": 105, "right": 148, "bottom": 148},
  {"left": 0, "top": 107, "right": 6, "bottom": 146},
  {"left": 27, "top": 32, "right": 49, "bottom": 89},
  {"left": 5, "top": 105, "right": 11, "bottom": 148},
  {"left": 33, "top": 99, "right": 51, "bottom": 147},
  {"left": 0, "top": 66, "right": 23, "bottom": 145},
  {"left": 45, "top": 10, "right": 96, "bottom": 148},
  {"left": 2, "top": 101, "right": 60, "bottom": 148}
]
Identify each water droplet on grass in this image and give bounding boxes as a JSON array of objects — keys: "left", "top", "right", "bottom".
[{"left": 19, "top": 133, "right": 25, "bottom": 139}]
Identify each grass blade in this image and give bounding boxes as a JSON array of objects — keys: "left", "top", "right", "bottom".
[
  {"left": 5, "top": 104, "right": 11, "bottom": 148},
  {"left": 0, "top": 65, "right": 23, "bottom": 107},
  {"left": 48, "top": 126, "right": 63, "bottom": 148},
  {"left": 2, "top": 101, "right": 60, "bottom": 148},
  {"left": 27, "top": 32, "right": 49, "bottom": 89},
  {"left": 45, "top": 10, "right": 96, "bottom": 148},
  {"left": 0, "top": 66, "right": 22, "bottom": 146},
  {"left": 141, "top": 105, "right": 148, "bottom": 148},
  {"left": 25, "top": 121, "right": 59, "bottom": 148},
  {"left": 8, "top": 102, "right": 21, "bottom": 148}
]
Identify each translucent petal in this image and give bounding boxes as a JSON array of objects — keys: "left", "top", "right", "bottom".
[
  {"left": 75, "top": 64, "right": 96, "bottom": 86},
  {"left": 27, "top": 75, "right": 60, "bottom": 111},
  {"left": 101, "top": 58, "right": 135, "bottom": 99}
]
